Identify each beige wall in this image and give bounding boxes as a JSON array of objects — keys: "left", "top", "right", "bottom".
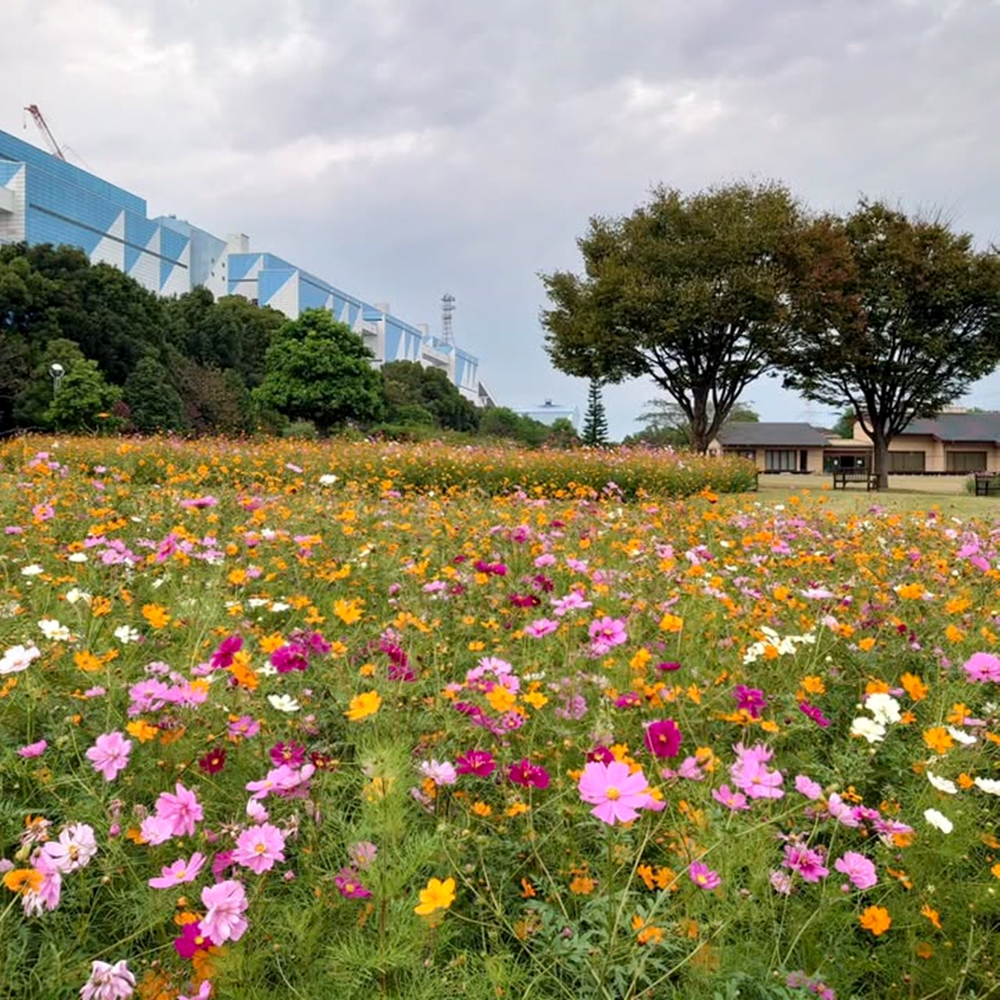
[
  {"left": 850, "top": 423, "right": 1000, "bottom": 471},
  {"left": 716, "top": 445, "right": 824, "bottom": 473}
]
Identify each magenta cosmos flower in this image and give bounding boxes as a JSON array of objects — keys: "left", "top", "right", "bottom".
[
  {"left": 85, "top": 731, "right": 132, "bottom": 782},
  {"left": 199, "top": 880, "right": 248, "bottom": 944},
  {"left": 335, "top": 866, "right": 372, "bottom": 899},
  {"left": 577, "top": 759, "right": 654, "bottom": 825},
  {"left": 509, "top": 759, "right": 550, "bottom": 789},
  {"left": 18, "top": 739, "right": 47, "bottom": 758},
  {"left": 643, "top": 719, "right": 682, "bottom": 758},
  {"left": 688, "top": 861, "right": 721, "bottom": 890},
  {"left": 148, "top": 852, "right": 207, "bottom": 889},
  {"left": 80, "top": 959, "right": 136, "bottom": 1000},
  {"left": 233, "top": 823, "right": 287, "bottom": 874},
  {"left": 455, "top": 750, "right": 496, "bottom": 777}
]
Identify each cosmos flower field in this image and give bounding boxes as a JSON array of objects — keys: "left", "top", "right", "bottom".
[{"left": 1, "top": 436, "right": 998, "bottom": 1000}]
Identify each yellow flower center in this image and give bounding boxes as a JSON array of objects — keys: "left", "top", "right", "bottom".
[
  {"left": 606, "top": 787, "right": 620, "bottom": 801},
  {"left": 255, "top": 843, "right": 266, "bottom": 853}
]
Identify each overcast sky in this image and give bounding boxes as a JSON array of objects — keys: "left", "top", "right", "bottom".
[{"left": 6, "top": 0, "right": 1000, "bottom": 438}]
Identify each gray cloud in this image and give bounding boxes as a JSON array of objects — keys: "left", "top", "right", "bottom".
[{"left": 7, "top": 0, "right": 1000, "bottom": 435}]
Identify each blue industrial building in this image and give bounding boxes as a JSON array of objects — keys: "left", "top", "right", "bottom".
[{"left": 0, "top": 127, "right": 488, "bottom": 402}]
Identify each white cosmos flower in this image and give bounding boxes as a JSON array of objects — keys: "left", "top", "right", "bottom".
[
  {"left": 67, "top": 552, "right": 88, "bottom": 563},
  {"left": 38, "top": 619, "right": 71, "bottom": 642},
  {"left": 113, "top": 626, "right": 141, "bottom": 645},
  {"left": 864, "top": 693, "right": 901, "bottom": 726},
  {"left": 64, "top": 588, "right": 92, "bottom": 605},
  {"left": 923, "top": 808, "right": 954, "bottom": 834},
  {"left": 926, "top": 772, "right": 958, "bottom": 795},
  {"left": 319, "top": 474, "right": 339, "bottom": 485},
  {"left": 946, "top": 726, "right": 977, "bottom": 746},
  {"left": 0, "top": 644, "right": 41, "bottom": 675},
  {"left": 21, "top": 564, "right": 44, "bottom": 576},
  {"left": 973, "top": 776, "right": 1000, "bottom": 795},
  {"left": 850, "top": 716, "right": 886, "bottom": 744},
  {"left": 267, "top": 694, "right": 300, "bottom": 713},
  {"left": 269, "top": 602, "right": 290, "bottom": 613}
]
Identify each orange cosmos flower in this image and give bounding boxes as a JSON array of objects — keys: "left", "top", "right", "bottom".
[{"left": 859, "top": 906, "right": 892, "bottom": 936}]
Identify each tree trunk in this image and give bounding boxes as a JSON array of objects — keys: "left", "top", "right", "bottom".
[
  {"left": 690, "top": 395, "right": 709, "bottom": 453},
  {"left": 872, "top": 426, "right": 890, "bottom": 491}
]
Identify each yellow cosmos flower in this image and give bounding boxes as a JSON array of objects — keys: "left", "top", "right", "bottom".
[
  {"left": 345, "top": 690, "right": 382, "bottom": 721},
  {"left": 414, "top": 877, "right": 456, "bottom": 915}
]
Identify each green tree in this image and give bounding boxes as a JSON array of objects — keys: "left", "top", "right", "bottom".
[
  {"left": 252, "top": 309, "right": 384, "bottom": 432},
  {"left": 581, "top": 378, "right": 609, "bottom": 446},
  {"left": 775, "top": 201, "right": 1000, "bottom": 488},
  {"left": 479, "top": 407, "right": 550, "bottom": 447},
  {"left": 632, "top": 399, "right": 758, "bottom": 448},
  {"left": 545, "top": 416, "right": 580, "bottom": 449},
  {"left": 46, "top": 358, "right": 120, "bottom": 432},
  {"left": 123, "top": 356, "right": 186, "bottom": 432},
  {"left": 381, "top": 360, "right": 480, "bottom": 432},
  {"left": 164, "top": 289, "right": 284, "bottom": 387},
  {"left": 541, "top": 182, "right": 801, "bottom": 452}
]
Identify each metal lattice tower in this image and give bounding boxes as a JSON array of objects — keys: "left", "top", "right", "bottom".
[{"left": 441, "top": 293, "right": 455, "bottom": 346}]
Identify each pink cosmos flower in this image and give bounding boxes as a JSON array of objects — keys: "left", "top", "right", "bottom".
[
  {"left": 524, "top": 618, "right": 559, "bottom": 638},
  {"left": 577, "top": 760, "right": 654, "bottom": 825},
  {"left": 42, "top": 823, "right": 98, "bottom": 873},
  {"left": 246, "top": 764, "right": 305, "bottom": 800},
  {"left": 85, "top": 731, "right": 132, "bottom": 782},
  {"left": 833, "top": 851, "right": 877, "bottom": 890},
  {"left": 826, "top": 793, "right": 861, "bottom": 827},
  {"left": 660, "top": 755, "right": 705, "bottom": 781},
  {"left": 712, "top": 784, "right": 750, "bottom": 811},
  {"left": 199, "top": 879, "right": 248, "bottom": 944},
  {"left": 154, "top": 783, "right": 203, "bottom": 837},
  {"left": 964, "top": 652, "right": 1000, "bottom": 683},
  {"left": 233, "top": 823, "right": 286, "bottom": 874},
  {"left": 348, "top": 841, "right": 378, "bottom": 869},
  {"left": 139, "top": 815, "right": 175, "bottom": 846},
  {"left": 794, "top": 774, "right": 823, "bottom": 800},
  {"left": 644, "top": 719, "right": 682, "bottom": 758},
  {"left": 588, "top": 616, "right": 628, "bottom": 654},
  {"left": 18, "top": 739, "right": 47, "bottom": 758},
  {"left": 148, "top": 852, "right": 207, "bottom": 889},
  {"left": 418, "top": 759, "right": 458, "bottom": 785},
  {"left": 177, "top": 982, "right": 212, "bottom": 1000},
  {"left": 228, "top": 715, "right": 260, "bottom": 739},
  {"left": 21, "top": 850, "right": 61, "bottom": 916},
  {"left": 731, "top": 744, "right": 784, "bottom": 799},
  {"left": 80, "top": 959, "right": 135, "bottom": 1000},
  {"left": 688, "top": 861, "right": 721, "bottom": 890}
]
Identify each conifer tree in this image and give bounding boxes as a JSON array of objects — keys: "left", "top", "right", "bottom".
[{"left": 582, "top": 378, "right": 609, "bottom": 446}]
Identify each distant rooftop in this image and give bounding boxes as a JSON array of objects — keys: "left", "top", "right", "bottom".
[
  {"left": 717, "top": 422, "right": 830, "bottom": 447},
  {"left": 903, "top": 412, "right": 1000, "bottom": 443}
]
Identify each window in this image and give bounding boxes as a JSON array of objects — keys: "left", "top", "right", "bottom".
[
  {"left": 728, "top": 448, "right": 756, "bottom": 461},
  {"left": 888, "top": 451, "right": 926, "bottom": 473},
  {"left": 765, "top": 449, "right": 797, "bottom": 472},
  {"left": 947, "top": 451, "right": 987, "bottom": 472}
]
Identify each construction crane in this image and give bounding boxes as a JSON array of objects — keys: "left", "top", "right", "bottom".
[{"left": 23, "top": 105, "right": 66, "bottom": 160}]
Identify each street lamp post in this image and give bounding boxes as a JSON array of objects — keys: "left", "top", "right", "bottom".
[{"left": 49, "top": 362, "right": 65, "bottom": 397}]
